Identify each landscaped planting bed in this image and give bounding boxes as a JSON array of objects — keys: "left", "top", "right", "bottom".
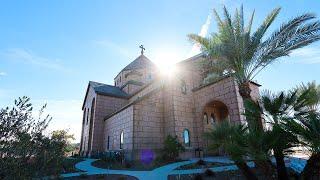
[
  {"left": 175, "top": 160, "right": 233, "bottom": 170},
  {"left": 168, "top": 168, "right": 299, "bottom": 180},
  {"left": 65, "top": 174, "right": 138, "bottom": 180},
  {"left": 61, "top": 157, "right": 85, "bottom": 173}
]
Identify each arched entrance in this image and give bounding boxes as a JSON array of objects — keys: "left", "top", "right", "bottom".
[
  {"left": 203, "top": 100, "right": 229, "bottom": 126},
  {"left": 202, "top": 100, "right": 229, "bottom": 155}
]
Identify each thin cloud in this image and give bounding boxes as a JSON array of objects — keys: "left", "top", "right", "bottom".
[
  {"left": 0, "top": 72, "right": 6, "bottom": 76},
  {"left": 290, "top": 46, "right": 320, "bottom": 64},
  {"left": 92, "top": 40, "right": 130, "bottom": 57},
  {"left": 0, "top": 48, "right": 67, "bottom": 71},
  {"left": 188, "top": 12, "right": 212, "bottom": 57}
]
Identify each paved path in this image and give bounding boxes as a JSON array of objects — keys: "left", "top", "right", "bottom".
[{"left": 60, "top": 156, "right": 307, "bottom": 180}]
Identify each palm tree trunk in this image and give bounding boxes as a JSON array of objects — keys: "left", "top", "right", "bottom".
[
  {"left": 238, "top": 82, "right": 264, "bottom": 129},
  {"left": 301, "top": 153, "right": 320, "bottom": 180},
  {"left": 239, "top": 82, "right": 277, "bottom": 178},
  {"left": 274, "top": 150, "right": 289, "bottom": 180},
  {"left": 235, "top": 161, "right": 258, "bottom": 180},
  {"left": 255, "top": 160, "right": 276, "bottom": 179}
]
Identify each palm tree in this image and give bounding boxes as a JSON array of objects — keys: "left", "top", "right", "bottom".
[
  {"left": 285, "top": 82, "right": 320, "bottom": 179},
  {"left": 189, "top": 5, "right": 320, "bottom": 127},
  {"left": 245, "top": 91, "right": 300, "bottom": 180},
  {"left": 287, "top": 113, "right": 320, "bottom": 179},
  {"left": 205, "top": 121, "right": 258, "bottom": 179}
]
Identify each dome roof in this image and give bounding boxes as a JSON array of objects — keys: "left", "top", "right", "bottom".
[{"left": 122, "top": 54, "right": 156, "bottom": 71}]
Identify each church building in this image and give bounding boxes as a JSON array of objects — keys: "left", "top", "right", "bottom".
[{"left": 79, "top": 46, "right": 260, "bottom": 159}]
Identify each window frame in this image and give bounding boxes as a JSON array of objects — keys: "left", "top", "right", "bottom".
[
  {"left": 204, "top": 113, "right": 208, "bottom": 124},
  {"left": 107, "top": 136, "right": 110, "bottom": 150},
  {"left": 120, "top": 131, "right": 124, "bottom": 149},
  {"left": 210, "top": 113, "right": 216, "bottom": 124},
  {"left": 183, "top": 129, "right": 190, "bottom": 147}
]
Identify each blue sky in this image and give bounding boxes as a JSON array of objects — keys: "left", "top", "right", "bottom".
[{"left": 1, "top": 0, "right": 320, "bottom": 142}]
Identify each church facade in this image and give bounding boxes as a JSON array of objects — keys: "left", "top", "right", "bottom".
[{"left": 79, "top": 49, "right": 260, "bottom": 159}]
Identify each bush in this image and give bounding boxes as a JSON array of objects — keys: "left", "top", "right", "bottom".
[
  {"left": 161, "top": 135, "right": 185, "bottom": 161},
  {"left": 125, "top": 161, "right": 132, "bottom": 168}
]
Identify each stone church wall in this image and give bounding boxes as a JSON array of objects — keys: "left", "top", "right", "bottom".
[
  {"left": 93, "top": 95, "right": 128, "bottom": 151},
  {"left": 81, "top": 86, "right": 97, "bottom": 153},
  {"left": 192, "top": 77, "right": 243, "bottom": 148},
  {"left": 103, "top": 106, "right": 134, "bottom": 151},
  {"left": 133, "top": 90, "right": 164, "bottom": 151}
]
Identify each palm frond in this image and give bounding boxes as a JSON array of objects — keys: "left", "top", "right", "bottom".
[
  {"left": 188, "top": 34, "right": 210, "bottom": 48},
  {"left": 251, "top": 7, "right": 281, "bottom": 48}
]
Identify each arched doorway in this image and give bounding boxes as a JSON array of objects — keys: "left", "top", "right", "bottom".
[
  {"left": 203, "top": 100, "right": 229, "bottom": 125},
  {"left": 202, "top": 100, "right": 229, "bottom": 155}
]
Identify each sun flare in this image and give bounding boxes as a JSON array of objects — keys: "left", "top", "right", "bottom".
[
  {"left": 158, "top": 63, "right": 177, "bottom": 77},
  {"left": 151, "top": 48, "right": 184, "bottom": 78}
]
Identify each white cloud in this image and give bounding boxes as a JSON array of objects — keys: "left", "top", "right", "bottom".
[
  {"left": 289, "top": 47, "right": 320, "bottom": 64},
  {"left": 0, "top": 48, "right": 67, "bottom": 71},
  {"left": 188, "top": 12, "right": 212, "bottom": 57},
  {"left": 92, "top": 40, "right": 130, "bottom": 57},
  {"left": 0, "top": 72, "right": 6, "bottom": 76},
  {"left": 33, "top": 99, "right": 83, "bottom": 143}
]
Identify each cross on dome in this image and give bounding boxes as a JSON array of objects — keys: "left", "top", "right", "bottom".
[{"left": 139, "top": 45, "right": 145, "bottom": 55}]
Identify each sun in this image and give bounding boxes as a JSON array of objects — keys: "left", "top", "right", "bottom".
[{"left": 151, "top": 48, "right": 184, "bottom": 78}]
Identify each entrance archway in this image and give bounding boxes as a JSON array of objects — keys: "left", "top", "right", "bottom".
[
  {"left": 202, "top": 100, "right": 229, "bottom": 155},
  {"left": 203, "top": 100, "right": 229, "bottom": 126}
]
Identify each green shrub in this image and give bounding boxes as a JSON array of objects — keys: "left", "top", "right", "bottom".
[{"left": 161, "top": 135, "right": 185, "bottom": 161}]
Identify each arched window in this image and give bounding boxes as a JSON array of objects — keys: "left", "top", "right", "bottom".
[
  {"left": 180, "top": 80, "right": 187, "bottom": 94},
  {"left": 183, "top": 129, "right": 190, "bottom": 146},
  {"left": 210, "top": 113, "right": 216, "bottom": 124},
  {"left": 120, "top": 131, "right": 124, "bottom": 149},
  {"left": 204, "top": 113, "right": 208, "bottom": 124}
]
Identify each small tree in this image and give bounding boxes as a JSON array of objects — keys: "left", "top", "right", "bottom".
[
  {"left": 162, "top": 135, "right": 185, "bottom": 161},
  {"left": 0, "top": 97, "right": 74, "bottom": 179}
]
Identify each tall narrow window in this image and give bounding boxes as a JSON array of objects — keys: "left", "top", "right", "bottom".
[
  {"left": 210, "top": 113, "right": 216, "bottom": 124},
  {"left": 120, "top": 131, "right": 124, "bottom": 149},
  {"left": 107, "top": 136, "right": 110, "bottom": 150},
  {"left": 204, "top": 113, "right": 208, "bottom": 124},
  {"left": 183, "top": 129, "right": 190, "bottom": 146},
  {"left": 86, "top": 108, "right": 89, "bottom": 125},
  {"left": 180, "top": 80, "right": 187, "bottom": 94},
  {"left": 82, "top": 109, "right": 86, "bottom": 125}
]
